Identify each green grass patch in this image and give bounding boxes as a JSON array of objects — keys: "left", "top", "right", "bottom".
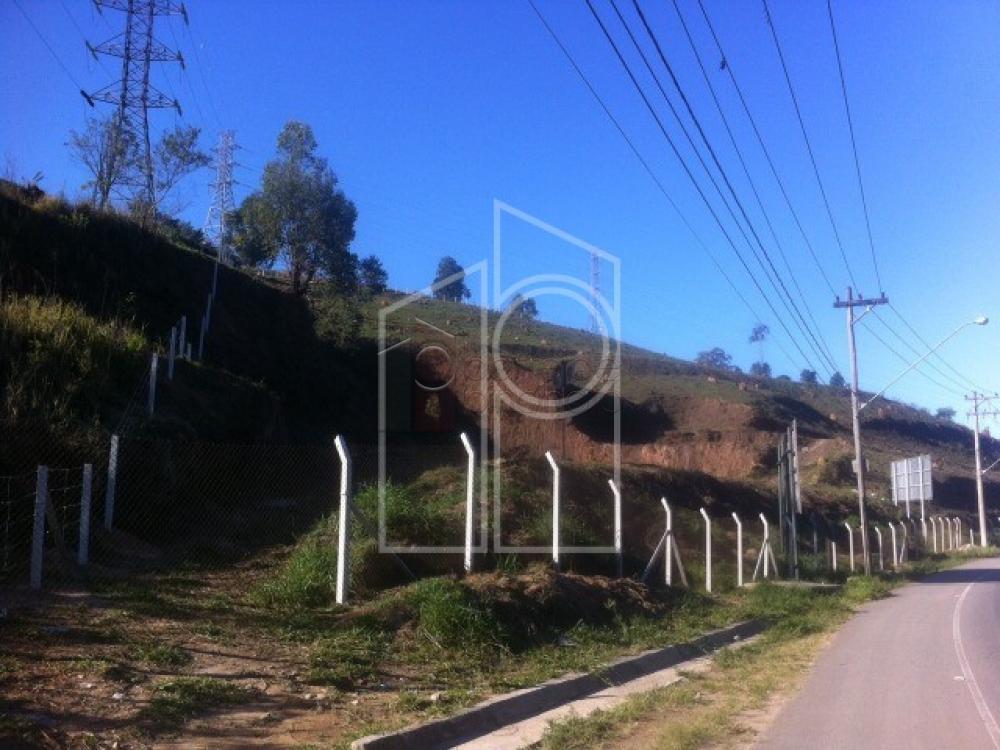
[
  {"left": 308, "top": 627, "right": 388, "bottom": 687},
  {"left": 141, "top": 677, "right": 252, "bottom": 727},
  {"left": 128, "top": 642, "right": 192, "bottom": 669}
]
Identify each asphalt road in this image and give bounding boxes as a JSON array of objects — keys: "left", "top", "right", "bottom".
[{"left": 757, "top": 556, "right": 1000, "bottom": 750}]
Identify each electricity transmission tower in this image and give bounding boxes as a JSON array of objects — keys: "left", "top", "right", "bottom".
[
  {"left": 85, "top": 0, "right": 188, "bottom": 210},
  {"left": 204, "top": 130, "right": 237, "bottom": 265}
]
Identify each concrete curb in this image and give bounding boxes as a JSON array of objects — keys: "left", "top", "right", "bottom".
[{"left": 352, "top": 618, "right": 766, "bottom": 750}]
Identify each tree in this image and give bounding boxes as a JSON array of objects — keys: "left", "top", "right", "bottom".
[
  {"left": 432, "top": 256, "right": 471, "bottom": 301},
  {"left": 829, "top": 371, "right": 846, "bottom": 388},
  {"left": 936, "top": 407, "right": 957, "bottom": 421},
  {"left": 748, "top": 322, "right": 767, "bottom": 354},
  {"left": 155, "top": 213, "right": 212, "bottom": 254},
  {"left": 800, "top": 369, "right": 819, "bottom": 385},
  {"left": 359, "top": 255, "right": 388, "bottom": 294},
  {"left": 750, "top": 361, "right": 772, "bottom": 378},
  {"left": 508, "top": 293, "right": 538, "bottom": 320},
  {"left": 152, "top": 125, "right": 210, "bottom": 213},
  {"left": 696, "top": 347, "right": 734, "bottom": 371},
  {"left": 229, "top": 121, "right": 358, "bottom": 294},
  {"left": 67, "top": 116, "right": 134, "bottom": 210}
]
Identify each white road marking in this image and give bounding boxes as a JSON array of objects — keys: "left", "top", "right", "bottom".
[{"left": 953, "top": 579, "right": 1000, "bottom": 749}]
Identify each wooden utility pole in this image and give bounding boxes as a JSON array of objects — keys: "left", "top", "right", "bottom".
[
  {"left": 834, "top": 288, "right": 889, "bottom": 575},
  {"left": 966, "top": 392, "right": 999, "bottom": 547}
]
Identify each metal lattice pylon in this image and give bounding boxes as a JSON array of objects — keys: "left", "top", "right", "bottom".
[
  {"left": 203, "top": 130, "right": 236, "bottom": 265},
  {"left": 85, "top": 0, "right": 187, "bottom": 210}
]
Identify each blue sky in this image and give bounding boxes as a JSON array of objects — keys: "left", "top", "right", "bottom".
[{"left": 2, "top": 0, "right": 998, "bottom": 422}]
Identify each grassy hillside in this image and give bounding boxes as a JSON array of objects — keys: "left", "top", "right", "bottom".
[
  {"left": 0, "top": 186, "right": 371, "bottom": 442},
  {"left": 1, "top": 183, "right": 996, "bottom": 533}
]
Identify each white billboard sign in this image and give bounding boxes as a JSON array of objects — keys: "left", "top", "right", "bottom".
[{"left": 891, "top": 454, "right": 932, "bottom": 518}]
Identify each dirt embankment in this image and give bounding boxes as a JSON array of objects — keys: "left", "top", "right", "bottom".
[{"left": 435, "top": 355, "right": 776, "bottom": 479}]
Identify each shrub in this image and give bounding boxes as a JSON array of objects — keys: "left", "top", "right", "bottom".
[
  {"left": 406, "top": 578, "right": 507, "bottom": 652},
  {"left": 249, "top": 528, "right": 338, "bottom": 608}
]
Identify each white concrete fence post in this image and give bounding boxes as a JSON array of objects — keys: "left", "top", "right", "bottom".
[
  {"left": 659, "top": 497, "right": 688, "bottom": 588},
  {"left": 663, "top": 498, "right": 673, "bottom": 586},
  {"left": 955, "top": 518, "right": 961, "bottom": 547},
  {"left": 899, "top": 522, "right": 908, "bottom": 563},
  {"left": 754, "top": 513, "right": 778, "bottom": 581},
  {"left": 844, "top": 521, "right": 855, "bottom": 573},
  {"left": 890, "top": 523, "right": 899, "bottom": 569},
  {"left": 921, "top": 517, "right": 928, "bottom": 546},
  {"left": 168, "top": 326, "right": 176, "bottom": 381},
  {"left": 546, "top": 451, "right": 560, "bottom": 570},
  {"left": 460, "top": 433, "right": 475, "bottom": 573},
  {"left": 608, "top": 479, "right": 622, "bottom": 578},
  {"left": 873, "top": 525, "right": 884, "bottom": 571},
  {"left": 179, "top": 315, "right": 187, "bottom": 359},
  {"left": 700, "top": 507, "right": 712, "bottom": 593},
  {"left": 764, "top": 513, "right": 771, "bottom": 578},
  {"left": 104, "top": 434, "right": 118, "bottom": 531},
  {"left": 732, "top": 512, "right": 743, "bottom": 588},
  {"left": 945, "top": 516, "right": 952, "bottom": 550},
  {"left": 334, "top": 435, "right": 352, "bottom": 605},
  {"left": 30, "top": 466, "right": 48, "bottom": 590},
  {"left": 831, "top": 540, "right": 838, "bottom": 572},
  {"left": 77, "top": 464, "right": 93, "bottom": 566},
  {"left": 147, "top": 353, "right": 158, "bottom": 416},
  {"left": 185, "top": 342, "right": 192, "bottom": 361}
]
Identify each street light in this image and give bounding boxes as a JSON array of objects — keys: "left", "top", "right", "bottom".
[
  {"left": 842, "top": 306, "right": 988, "bottom": 575},
  {"left": 859, "top": 316, "right": 988, "bottom": 412}
]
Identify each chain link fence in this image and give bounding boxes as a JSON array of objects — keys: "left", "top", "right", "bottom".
[{"left": 2, "top": 413, "right": 990, "bottom": 601}]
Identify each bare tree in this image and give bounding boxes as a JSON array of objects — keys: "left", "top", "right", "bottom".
[{"left": 67, "top": 116, "right": 134, "bottom": 210}]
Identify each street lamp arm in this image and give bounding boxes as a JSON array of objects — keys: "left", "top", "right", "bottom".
[
  {"left": 983, "top": 456, "right": 1000, "bottom": 476},
  {"left": 859, "top": 318, "right": 986, "bottom": 412}
]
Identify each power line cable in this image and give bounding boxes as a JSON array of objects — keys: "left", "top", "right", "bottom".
[
  {"left": 165, "top": 17, "right": 207, "bottom": 126},
  {"left": 56, "top": 0, "right": 114, "bottom": 79},
  {"left": 181, "top": 19, "right": 224, "bottom": 129},
  {"left": 612, "top": 0, "right": 835, "bottom": 375},
  {"left": 12, "top": 0, "right": 89, "bottom": 97},
  {"left": 870, "top": 308, "right": 979, "bottom": 393},
  {"left": 859, "top": 321, "right": 964, "bottom": 398},
  {"left": 694, "top": 0, "right": 838, "bottom": 297},
  {"left": 669, "top": 0, "right": 839, "bottom": 372},
  {"left": 887, "top": 302, "right": 992, "bottom": 394},
  {"left": 826, "top": 0, "right": 883, "bottom": 293},
  {"left": 526, "top": 0, "right": 802, "bottom": 371},
  {"left": 581, "top": 0, "right": 820, "bottom": 373},
  {"left": 762, "top": 0, "right": 859, "bottom": 291}
]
